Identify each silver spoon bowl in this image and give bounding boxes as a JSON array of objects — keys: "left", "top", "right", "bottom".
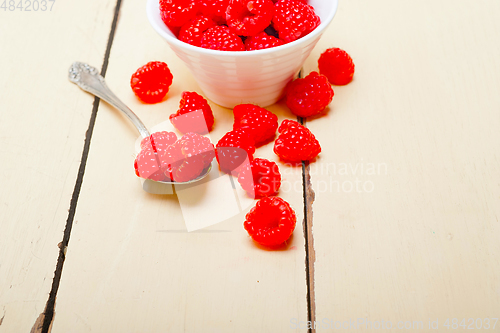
[{"left": 68, "top": 62, "right": 212, "bottom": 188}]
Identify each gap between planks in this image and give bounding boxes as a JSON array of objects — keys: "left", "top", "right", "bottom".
[
  {"left": 35, "top": 6, "right": 318, "bottom": 331},
  {"left": 298, "top": 115, "right": 317, "bottom": 333},
  {"left": 37, "top": 1, "right": 124, "bottom": 332}
]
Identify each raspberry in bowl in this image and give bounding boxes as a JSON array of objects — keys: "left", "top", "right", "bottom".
[{"left": 147, "top": 0, "right": 338, "bottom": 108}]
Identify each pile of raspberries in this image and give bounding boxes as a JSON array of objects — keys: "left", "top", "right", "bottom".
[
  {"left": 159, "top": 0, "right": 321, "bottom": 51},
  {"left": 131, "top": 41, "right": 355, "bottom": 247}
]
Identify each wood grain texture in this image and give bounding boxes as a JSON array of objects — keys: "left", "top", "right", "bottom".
[
  {"left": 0, "top": 2, "right": 117, "bottom": 332},
  {"left": 303, "top": 0, "right": 500, "bottom": 331},
  {"left": 50, "top": 0, "right": 309, "bottom": 332}
]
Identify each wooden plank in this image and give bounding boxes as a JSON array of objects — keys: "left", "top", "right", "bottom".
[
  {"left": 0, "top": 1, "right": 118, "bottom": 332},
  {"left": 305, "top": 0, "right": 500, "bottom": 330},
  {"left": 50, "top": 0, "right": 310, "bottom": 332}
]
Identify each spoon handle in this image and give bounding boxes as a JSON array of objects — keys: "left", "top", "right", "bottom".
[{"left": 68, "top": 62, "right": 150, "bottom": 138}]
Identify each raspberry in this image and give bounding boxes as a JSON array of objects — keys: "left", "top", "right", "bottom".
[
  {"left": 162, "top": 133, "right": 215, "bottom": 182},
  {"left": 238, "top": 158, "right": 281, "bottom": 198},
  {"left": 244, "top": 31, "right": 285, "bottom": 50},
  {"left": 285, "top": 71, "right": 333, "bottom": 117},
  {"left": 130, "top": 61, "right": 173, "bottom": 104},
  {"left": 216, "top": 129, "right": 255, "bottom": 173},
  {"left": 226, "top": 0, "right": 274, "bottom": 36},
  {"left": 169, "top": 91, "right": 215, "bottom": 134},
  {"left": 318, "top": 47, "right": 355, "bottom": 85},
  {"left": 272, "top": 0, "right": 320, "bottom": 43},
  {"left": 232, "top": 104, "right": 278, "bottom": 145},
  {"left": 273, "top": 119, "right": 321, "bottom": 162},
  {"left": 200, "top": 25, "right": 245, "bottom": 51},
  {"left": 140, "top": 131, "right": 177, "bottom": 154},
  {"left": 134, "top": 147, "right": 167, "bottom": 182},
  {"left": 198, "top": 0, "right": 229, "bottom": 24},
  {"left": 179, "top": 15, "right": 216, "bottom": 46},
  {"left": 159, "top": 0, "right": 199, "bottom": 27},
  {"left": 176, "top": 132, "right": 215, "bottom": 167},
  {"left": 244, "top": 196, "right": 296, "bottom": 246}
]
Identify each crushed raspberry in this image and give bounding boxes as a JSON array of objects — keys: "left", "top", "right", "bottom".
[
  {"left": 318, "top": 47, "right": 355, "bottom": 85},
  {"left": 238, "top": 158, "right": 281, "bottom": 198},
  {"left": 179, "top": 15, "right": 216, "bottom": 46},
  {"left": 244, "top": 196, "right": 296, "bottom": 246},
  {"left": 130, "top": 61, "right": 173, "bottom": 104},
  {"left": 200, "top": 25, "right": 245, "bottom": 51},
  {"left": 273, "top": 119, "right": 321, "bottom": 162},
  {"left": 244, "top": 31, "right": 285, "bottom": 50},
  {"left": 285, "top": 71, "right": 333, "bottom": 117},
  {"left": 169, "top": 91, "right": 215, "bottom": 134},
  {"left": 140, "top": 131, "right": 178, "bottom": 154},
  {"left": 226, "top": 0, "right": 274, "bottom": 36},
  {"left": 162, "top": 133, "right": 215, "bottom": 182},
  {"left": 216, "top": 129, "right": 255, "bottom": 174},
  {"left": 159, "top": 0, "right": 199, "bottom": 27},
  {"left": 198, "top": 0, "right": 229, "bottom": 24},
  {"left": 232, "top": 104, "right": 278, "bottom": 145},
  {"left": 272, "top": 0, "right": 320, "bottom": 43}
]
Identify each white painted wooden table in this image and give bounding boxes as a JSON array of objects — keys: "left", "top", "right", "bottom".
[{"left": 1, "top": 0, "right": 499, "bottom": 332}]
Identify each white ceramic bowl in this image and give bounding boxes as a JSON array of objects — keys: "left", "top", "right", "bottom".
[{"left": 147, "top": 0, "right": 338, "bottom": 108}]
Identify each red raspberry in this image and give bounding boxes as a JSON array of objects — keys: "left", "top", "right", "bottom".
[
  {"left": 169, "top": 91, "right": 215, "bottom": 134},
  {"left": 244, "top": 31, "right": 285, "bottom": 50},
  {"left": 238, "top": 158, "right": 281, "bottom": 198},
  {"left": 159, "top": 0, "right": 199, "bottom": 27},
  {"left": 318, "top": 47, "right": 355, "bottom": 85},
  {"left": 176, "top": 132, "right": 215, "bottom": 167},
  {"left": 272, "top": 0, "right": 320, "bottom": 43},
  {"left": 140, "top": 131, "right": 177, "bottom": 154},
  {"left": 244, "top": 196, "right": 296, "bottom": 246},
  {"left": 200, "top": 25, "right": 245, "bottom": 51},
  {"left": 226, "top": 0, "right": 274, "bottom": 36},
  {"left": 232, "top": 104, "right": 278, "bottom": 145},
  {"left": 198, "top": 0, "right": 229, "bottom": 24},
  {"left": 179, "top": 15, "right": 216, "bottom": 46},
  {"left": 286, "top": 71, "right": 333, "bottom": 117},
  {"left": 134, "top": 148, "right": 167, "bottom": 182},
  {"left": 130, "top": 61, "right": 173, "bottom": 104},
  {"left": 273, "top": 119, "right": 321, "bottom": 162},
  {"left": 162, "top": 133, "right": 215, "bottom": 182},
  {"left": 216, "top": 129, "right": 255, "bottom": 174}
]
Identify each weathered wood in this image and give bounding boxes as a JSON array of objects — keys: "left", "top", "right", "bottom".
[
  {"left": 305, "top": 0, "right": 500, "bottom": 331},
  {"left": 0, "top": 1, "right": 118, "bottom": 331}
]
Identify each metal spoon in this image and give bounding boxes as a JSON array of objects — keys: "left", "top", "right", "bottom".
[{"left": 68, "top": 61, "right": 212, "bottom": 188}]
